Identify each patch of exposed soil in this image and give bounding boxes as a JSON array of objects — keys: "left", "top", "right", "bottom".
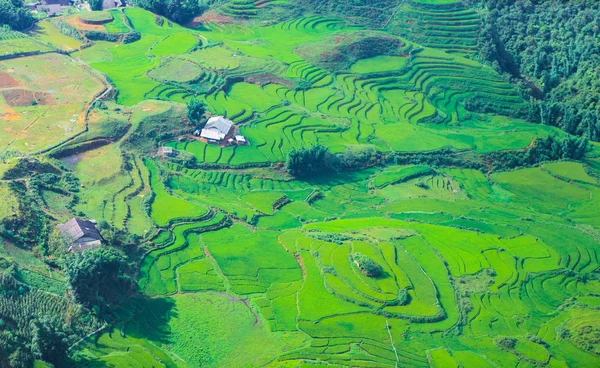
[
  {"left": 66, "top": 16, "right": 105, "bottom": 31},
  {"left": 1, "top": 89, "right": 56, "bottom": 107},
  {"left": 245, "top": 73, "right": 294, "bottom": 88},
  {"left": 0, "top": 107, "right": 21, "bottom": 121},
  {"left": 189, "top": 10, "right": 233, "bottom": 27},
  {"left": 0, "top": 73, "right": 19, "bottom": 88}
]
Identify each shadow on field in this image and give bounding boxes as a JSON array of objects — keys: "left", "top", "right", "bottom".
[{"left": 119, "top": 296, "right": 178, "bottom": 345}]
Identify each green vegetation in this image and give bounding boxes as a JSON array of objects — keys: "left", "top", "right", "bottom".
[
  {"left": 0, "top": 0, "right": 34, "bottom": 30},
  {"left": 78, "top": 11, "right": 113, "bottom": 24},
  {"left": 65, "top": 247, "right": 135, "bottom": 313},
  {"left": 1, "top": 1, "right": 600, "bottom": 367},
  {"left": 479, "top": 0, "right": 600, "bottom": 140},
  {"left": 186, "top": 96, "right": 206, "bottom": 124},
  {"left": 285, "top": 144, "right": 339, "bottom": 177}
]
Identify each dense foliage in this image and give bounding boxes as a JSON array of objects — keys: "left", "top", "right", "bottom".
[
  {"left": 353, "top": 253, "right": 382, "bottom": 278},
  {"left": 89, "top": 0, "right": 103, "bottom": 11},
  {"left": 0, "top": 0, "right": 34, "bottom": 30},
  {"left": 478, "top": 0, "right": 600, "bottom": 140},
  {"left": 65, "top": 247, "right": 135, "bottom": 313},
  {"left": 0, "top": 268, "right": 100, "bottom": 368},
  {"left": 296, "top": 31, "right": 403, "bottom": 71},
  {"left": 132, "top": 0, "right": 212, "bottom": 24},
  {"left": 285, "top": 144, "right": 340, "bottom": 177},
  {"left": 486, "top": 135, "right": 589, "bottom": 171},
  {"left": 186, "top": 97, "right": 206, "bottom": 124}
]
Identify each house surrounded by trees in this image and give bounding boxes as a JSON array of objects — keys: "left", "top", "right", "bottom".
[{"left": 57, "top": 218, "right": 103, "bottom": 253}]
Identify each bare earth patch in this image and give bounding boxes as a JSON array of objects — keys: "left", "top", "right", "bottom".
[
  {"left": 189, "top": 10, "right": 233, "bottom": 27},
  {"left": 66, "top": 16, "right": 106, "bottom": 32},
  {"left": 1, "top": 89, "right": 56, "bottom": 107},
  {"left": 0, "top": 73, "right": 19, "bottom": 88}
]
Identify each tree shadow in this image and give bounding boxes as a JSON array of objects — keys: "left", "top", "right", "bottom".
[{"left": 117, "top": 296, "right": 178, "bottom": 345}]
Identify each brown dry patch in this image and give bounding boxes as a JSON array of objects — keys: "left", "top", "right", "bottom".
[
  {"left": 245, "top": 73, "right": 293, "bottom": 88},
  {"left": 0, "top": 107, "right": 21, "bottom": 121},
  {"left": 254, "top": 0, "right": 271, "bottom": 8},
  {"left": 0, "top": 73, "right": 19, "bottom": 88},
  {"left": 1, "top": 89, "right": 56, "bottom": 107},
  {"left": 189, "top": 10, "right": 233, "bottom": 27},
  {"left": 66, "top": 16, "right": 105, "bottom": 31}
]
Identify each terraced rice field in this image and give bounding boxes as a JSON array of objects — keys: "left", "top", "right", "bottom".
[{"left": 29, "top": 5, "right": 599, "bottom": 368}]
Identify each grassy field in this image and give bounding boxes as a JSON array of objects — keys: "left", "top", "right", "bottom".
[
  {"left": 2, "top": 3, "right": 599, "bottom": 368},
  {"left": 0, "top": 53, "right": 105, "bottom": 154}
]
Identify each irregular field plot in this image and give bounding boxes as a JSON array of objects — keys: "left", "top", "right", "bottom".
[{"left": 0, "top": 53, "right": 104, "bottom": 153}]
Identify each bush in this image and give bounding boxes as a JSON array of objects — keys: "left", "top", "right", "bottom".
[
  {"left": 186, "top": 97, "right": 206, "bottom": 124},
  {"left": 352, "top": 252, "right": 383, "bottom": 278},
  {"left": 123, "top": 31, "right": 141, "bottom": 44},
  {"left": 285, "top": 144, "right": 340, "bottom": 177},
  {"left": 496, "top": 337, "right": 517, "bottom": 349}
]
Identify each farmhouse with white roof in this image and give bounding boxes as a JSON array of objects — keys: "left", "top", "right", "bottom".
[{"left": 200, "top": 116, "right": 234, "bottom": 143}]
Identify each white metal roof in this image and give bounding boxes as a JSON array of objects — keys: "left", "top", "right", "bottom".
[
  {"left": 201, "top": 127, "right": 226, "bottom": 141},
  {"left": 205, "top": 116, "right": 233, "bottom": 135}
]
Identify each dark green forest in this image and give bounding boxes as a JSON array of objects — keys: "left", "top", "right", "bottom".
[{"left": 478, "top": 0, "right": 600, "bottom": 140}]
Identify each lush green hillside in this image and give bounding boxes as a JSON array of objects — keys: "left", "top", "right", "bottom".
[{"left": 0, "top": 1, "right": 599, "bottom": 367}]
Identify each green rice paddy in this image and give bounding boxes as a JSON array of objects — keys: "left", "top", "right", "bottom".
[{"left": 6, "top": 3, "right": 599, "bottom": 367}]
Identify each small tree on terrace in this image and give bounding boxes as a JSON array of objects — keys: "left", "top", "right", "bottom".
[
  {"left": 186, "top": 97, "right": 206, "bottom": 125},
  {"left": 285, "top": 144, "right": 340, "bottom": 178},
  {"left": 89, "top": 0, "right": 103, "bottom": 11},
  {"left": 353, "top": 253, "right": 383, "bottom": 278}
]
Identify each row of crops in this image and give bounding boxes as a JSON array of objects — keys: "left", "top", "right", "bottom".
[
  {"left": 107, "top": 156, "right": 600, "bottom": 367},
  {"left": 50, "top": 7, "right": 600, "bottom": 367}
]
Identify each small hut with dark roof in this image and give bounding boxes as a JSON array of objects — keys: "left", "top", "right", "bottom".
[{"left": 57, "top": 218, "right": 103, "bottom": 253}]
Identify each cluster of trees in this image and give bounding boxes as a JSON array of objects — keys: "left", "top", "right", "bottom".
[
  {"left": 132, "top": 0, "right": 213, "bottom": 24},
  {"left": 286, "top": 144, "right": 380, "bottom": 177},
  {"left": 486, "top": 135, "right": 589, "bottom": 171},
  {"left": 89, "top": 0, "right": 102, "bottom": 11},
  {"left": 0, "top": 0, "right": 34, "bottom": 30},
  {"left": 477, "top": 0, "right": 600, "bottom": 140},
  {"left": 297, "top": 0, "right": 399, "bottom": 28},
  {"left": 65, "top": 247, "right": 136, "bottom": 314},
  {"left": 286, "top": 144, "right": 340, "bottom": 177},
  {"left": 0, "top": 268, "right": 96, "bottom": 368}
]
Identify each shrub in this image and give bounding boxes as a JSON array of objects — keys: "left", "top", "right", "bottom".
[
  {"left": 123, "top": 31, "right": 141, "bottom": 44},
  {"left": 186, "top": 97, "right": 206, "bottom": 124},
  {"left": 285, "top": 144, "right": 340, "bottom": 177},
  {"left": 352, "top": 252, "right": 383, "bottom": 278},
  {"left": 496, "top": 337, "right": 517, "bottom": 349}
]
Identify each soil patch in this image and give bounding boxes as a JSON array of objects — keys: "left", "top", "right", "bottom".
[
  {"left": 66, "top": 16, "right": 105, "bottom": 31},
  {"left": 1, "top": 89, "right": 56, "bottom": 107},
  {"left": 189, "top": 10, "right": 233, "bottom": 27},
  {"left": 1, "top": 107, "right": 21, "bottom": 121},
  {"left": 245, "top": 73, "right": 293, "bottom": 88},
  {"left": 0, "top": 73, "right": 19, "bottom": 88}
]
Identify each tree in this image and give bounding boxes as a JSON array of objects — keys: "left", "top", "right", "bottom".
[
  {"left": 340, "top": 146, "right": 379, "bottom": 169},
  {"left": 89, "top": 0, "right": 103, "bottom": 11},
  {"left": 0, "top": 0, "right": 34, "bottom": 30},
  {"left": 353, "top": 253, "right": 382, "bottom": 278},
  {"left": 285, "top": 144, "right": 340, "bottom": 177},
  {"left": 65, "top": 247, "right": 135, "bottom": 312},
  {"left": 30, "top": 318, "right": 69, "bottom": 366},
  {"left": 132, "top": 0, "right": 207, "bottom": 24},
  {"left": 186, "top": 97, "right": 206, "bottom": 125}
]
